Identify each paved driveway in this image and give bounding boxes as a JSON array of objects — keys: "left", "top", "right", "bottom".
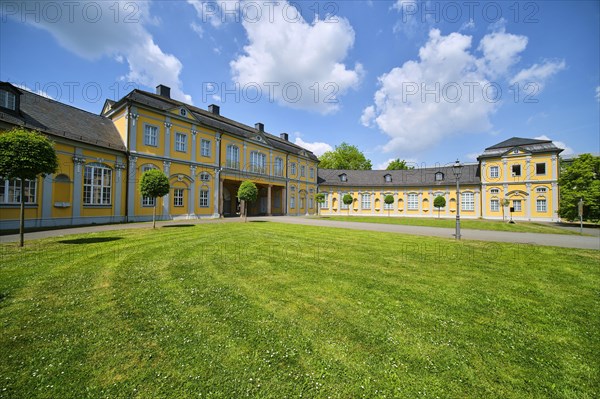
[{"left": 1, "top": 216, "right": 598, "bottom": 250}]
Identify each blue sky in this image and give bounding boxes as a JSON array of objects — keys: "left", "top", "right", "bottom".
[{"left": 1, "top": 0, "right": 598, "bottom": 169}]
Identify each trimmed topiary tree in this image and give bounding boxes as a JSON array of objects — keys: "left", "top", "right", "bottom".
[
  {"left": 434, "top": 195, "right": 446, "bottom": 218},
  {"left": 384, "top": 194, "right": 394, "bottom": 217},
  {"left": 139, "top": 169, "right": 170, "bottom": 229},
  {"left": 237, "top": 180, "right": 258, "bottom": 222},
  {"left": 0, "top": 128, "right": 58, "bottom": 247},
  {"left": 342, "top": 194, "right": 353, "bottom": 216},
  {"left": 315, "top": 193, "right": 325, "bottom": 215}
]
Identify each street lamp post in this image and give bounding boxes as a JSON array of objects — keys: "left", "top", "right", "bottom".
[{"left": 453, "top": 159, "right": 463, "bottom": 240}]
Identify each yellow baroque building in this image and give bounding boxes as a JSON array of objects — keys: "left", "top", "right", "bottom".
[
  {"left": 318, "top": 138, "right": 562, "bottom": 222},
  {"left": 0, "top": 82, "right": 319, "bottom": 230},
  {"left": 0, "top": 81, "right": 562, "bottom": 230}
]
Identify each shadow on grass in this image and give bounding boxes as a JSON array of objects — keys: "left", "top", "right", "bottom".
[
  {"left": 58, "top": 237, "right": 124, "bottom": 245},
  {"left": 162, "top": 224, "right": 195, "bottom": 228},
  {"left": 249, "top": 220, "right": 269, "bottom": 223}
]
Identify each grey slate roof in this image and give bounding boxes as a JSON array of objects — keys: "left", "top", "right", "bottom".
[
  {"left": 478, "top": 136, "right": 563, "bottom": 159},
  {"left": 111, "top": 89, "right": 319, "bottom": 161},
  {"left": 0, "top": 83, "right": 126, "bottom": 151},
  {"left": 318, "top": 164, "right": 481, "bottom": 188}
]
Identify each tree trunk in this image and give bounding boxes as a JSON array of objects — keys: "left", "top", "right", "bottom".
[
  {"left": 19, "top": 178, "right": 25, "bottom": 247},
  {"left": 153, "top": 202, "right": 156, "bottom": 229}
]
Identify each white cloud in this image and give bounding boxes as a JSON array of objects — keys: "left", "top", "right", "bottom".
[
  {"left": 596, "top": 86, "right": 600, "bottom": 102},
  {"left": 363, "top": 27, "right": 563, "bottom": 154},
  {"left": 11, "top": 0, "right": 191, "bottom": 103},
  {"left": 477, "top": 27, "right": 528, "bottom": 78},
  {"left": 13, "top": 83, "right": 54, "bottom": 99},
  {"left": 229, "top": 0, "right": 363, "bottom": 114},
  {"left": 294, "top": 137, "right": 333, "bottom": 157},
  {"left": 187, "top": 0, "right": 239, "bottom": 28},
  {"left": 190, "top": 21, "right": 204, "bottom": 38},
  {"left": 535, "top": 135, "right": 574, "bottom": 156},
  {"left": 460, "top": 19, "right": 476, "bottom": 32},
  {"left": 510, "top": 60, "right": 566, "bottom": 91}
]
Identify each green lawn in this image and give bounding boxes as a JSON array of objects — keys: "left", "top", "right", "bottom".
[
  {"left": 317, "top": 215, "right": 582, "bottom": 234},
  {"left": 1, "top": 223, "right": 598, "bottom": 398}
]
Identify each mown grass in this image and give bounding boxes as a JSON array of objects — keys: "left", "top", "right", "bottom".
[
  {"left": 0, "top": 222, "right": 598, "bottom": 398},
  {"left": 318, "top": 215, "right": 581, "bottom": 234}
]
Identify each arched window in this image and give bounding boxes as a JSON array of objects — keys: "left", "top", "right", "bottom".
[{"left": 83, "top": 163, "right": 112, "bottom": 205}]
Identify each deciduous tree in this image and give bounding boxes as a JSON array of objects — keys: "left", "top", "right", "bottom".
[
  {"left": 386, "top": 159, "right": 413, "bottom": 170},
  {"left": 342, "top": 194, "right": 353, "bottom": 216},
  {"left": 433, "top": 195, "right": 446, "bottom": 219},
  {"left": 139, "top": 169, "right": 170, "bottom": 228},
  {"left": 559, "top": 154, "right": 600, "bottom": 222},
  {"left": 0, "top": 128, "right": 58, "bottom": 247},
  {"left": 237, "top": 180, "right": 258, "bottom": 222},
  {"left": 384, "top": 194, "right": 394, "bottom": 216},
  {"left": 319, "top": 143, "right": 372, "bottom": 170}
]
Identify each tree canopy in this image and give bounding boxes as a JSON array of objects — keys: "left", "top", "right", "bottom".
[
  {"left": 0, "top": 128, "right": 59, "bottom": 246},
  {"left": 558, "top": 154, "right": 600, "bottom": 222},
  {"left": 139, "top": 169, "right": 170, "bottom": 228},
  {"left": 434, "top": 195, "right": 446, "bottom": 218},
  {"left": 386, "top": 159, "right": 413, "bottom": 170},
  {"left": 319, "top": 142, "right": 372, "bottom": 170},
  {"left": 237, "top": 180, "right": 258, "bottom": 221}
]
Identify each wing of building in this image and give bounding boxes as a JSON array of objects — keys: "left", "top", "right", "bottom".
[{"left": 0, "top": 81, "right": 562, "bottom": 230}]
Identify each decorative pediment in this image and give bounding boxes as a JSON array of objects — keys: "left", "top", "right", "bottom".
[{"left": 502, "top": 147, "right": 531, "bottom": 157}]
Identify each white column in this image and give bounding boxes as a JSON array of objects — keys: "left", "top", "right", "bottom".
[
  {"left": 526, "top": 183, "right": 532, "bottom": 220},
  {"left": 164, "top": 120, "right": 172, "bottom": 157},
  {"left": 189, "top": 165, "right": 196, "bottom": 217},
  {"left": 552, "top": 182, "right": 558, "bottom": 221},
  {"left": 481, "top": 185, "right": 487, "bottom": 218},
  {"left": 72, "top": 152, "right": 86, "bottom": 220},
  {"left": 162, "top": 161, "right": 171, "bottom": 218},
  {"left": 127, "top": 156, "right": 137, "bottom": 221}
]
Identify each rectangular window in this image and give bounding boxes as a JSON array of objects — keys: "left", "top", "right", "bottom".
[
  {"left": 83, "top": 164, "right": 112, "bottom": 205},
  {"left": 536, "top": 162, "right": 546, "bottom": 175},
  {"left": 0, "top": 178, "right": 36, "bottom": 204},
  {"left": 512, "top": 164, "right": 521, "bottom": 177},
  {"left": 290, "top": 163, "right": 296, "bottom": 175},
  {"left": 0, "top": 90, "right": 16, "bottom": 110},
  {"left": 175, "top": 133, "right": 187, "bottom": 152},
  {"left": 310, "top": 168, "right": 315, "bottom": 179},
  {"left": 274, "top": 158, "right": 284, "bottom": 177},
  {"left": 407, "top": 193, "right": 418, "bottom": 210},
  {"left": 300, "top": 165, "right": 306, "bottom": 177},
  {"left": 490, "top": 199, "right": 499, "bottom": 212},
  {"left": 142, "top": 196, "right": 155, "bottom": 207},
  {"left": 199, "top": 189, "right": 210, "bottom": 208},
  {"left": 144, "top": 124, "right": 158, "bottom": 147},
  {"left": 174, "top": 188, "right": 184, "bottom": 207},
  {"left": 490, "top": 166, "right": 499, "bottom": 178},
  {"left": 250, "top": 152, "right": 266, "bottom": 174},
  {"left": 226, "top": 145, "right": 239, "bottom": 169},
  {"left": 309, "top": 198, "right": 314, "bottom": 209},
  {"left": 361, "top": 193, "right": 371, "bottom": 209},
  {"left": 461, "top": 192, "right": 474, "bottom": 211},
  {"left": 201, "top": 139, "right": 211, "bottom": 157},
  {"left": 536, "top": 199, "right": 547, "bottom": 212},
  {"left": 513, "top": 199, "right": 522, "bottom": 212},
  {"left": 290, "top": 196, "right": 295, "bottom": 209},
  {"left": 320, "top": 193, "right": 329, "bottom": 209}
]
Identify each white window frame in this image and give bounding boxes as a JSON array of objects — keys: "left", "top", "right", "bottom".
[
  {"left": 175, "top": 132, "right": 187, "bottom": 152},
  {"left": 83, "top": 163, "right": 112, "bottom": 206},
  {"left": 536, "top": 187, "right": 547, "bottom": 193},
  {"left": 250, "top": 151, "right": 266, "bottom": 174},
  {"left": 407, "top": 193, "right": 418, "bottom": 210},
  {"left": 490, "top": 199, "right": 500, "bottom": 212},
  {"left": 141, "top": 165, "right": 157, "bottom": 207},
  {"left": 300, "top": 165, "right": 306, "bottom": 177},
  {"left": 199, "top": 172, "right": 210, "bottom": 182},
  {"left": 201, "top": 139, "right": 211, "bottom": 157},
  {"left": 174, "top": 188, "right": 184, "bottom": 207},
  {"left": 490, "top": 188, "right": 500, "bottom": 194},
  {"left": 383, "top": 195, "right": 394, "bottom": 210},
  {"left": 461, "top": 191, "right": 474, "bottom": 211},
  {"left": 361, "top": 193, "right": 371, "bottom": 210},
  {"left": 536, "top": 198, "right": 547, "bottom": 212},
  {"left": 290, "top": 163, "right": 296, "bottom": 175},
  {"left": 0, "top": 178, "right": 37, "bottom": 204},
  {"left": 144, "top": 124, "right": 158, "bottom": 147},
  {"left": 513, "top": 199, "right": 522, "bottom": 212},
  {"left": 199, "top": 188, "right": 210, "bottom": 208},
  {"left": 226, "top": 144, "right": 240, "bottom": 169},
  {"left": 512, "top": 164, "right": 521, "bottom": 177},
  {"left": 385, "top": 175, "right": 392, "bottom": 182},
  {"left": 290, "top": 195, "right": 295, "bottom": 209},
  {"left": 320, "top": 193, "right": 329, "bottom": 209},
  {"left": 490, "top": 166, "right": 499, "bottom": 179},
  {"left": 310, "top": 168, "right": 315, "bottom": 179},
  {"left": 274, "top": 157, "right": 284, "bottom": 177}
]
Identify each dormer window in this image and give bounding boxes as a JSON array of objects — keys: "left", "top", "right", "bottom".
[
  {"left": 340, "top": 174, "right": 347, "bottom": 182},
  {"left": 384, "top": 174, "right": 392, "bottom": 182},
  {"left": 0, "top": 90, "right": 16, "bottom": 110},
  {"left": 435, "top": 172, "right": 444, "bottom": 181}
]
